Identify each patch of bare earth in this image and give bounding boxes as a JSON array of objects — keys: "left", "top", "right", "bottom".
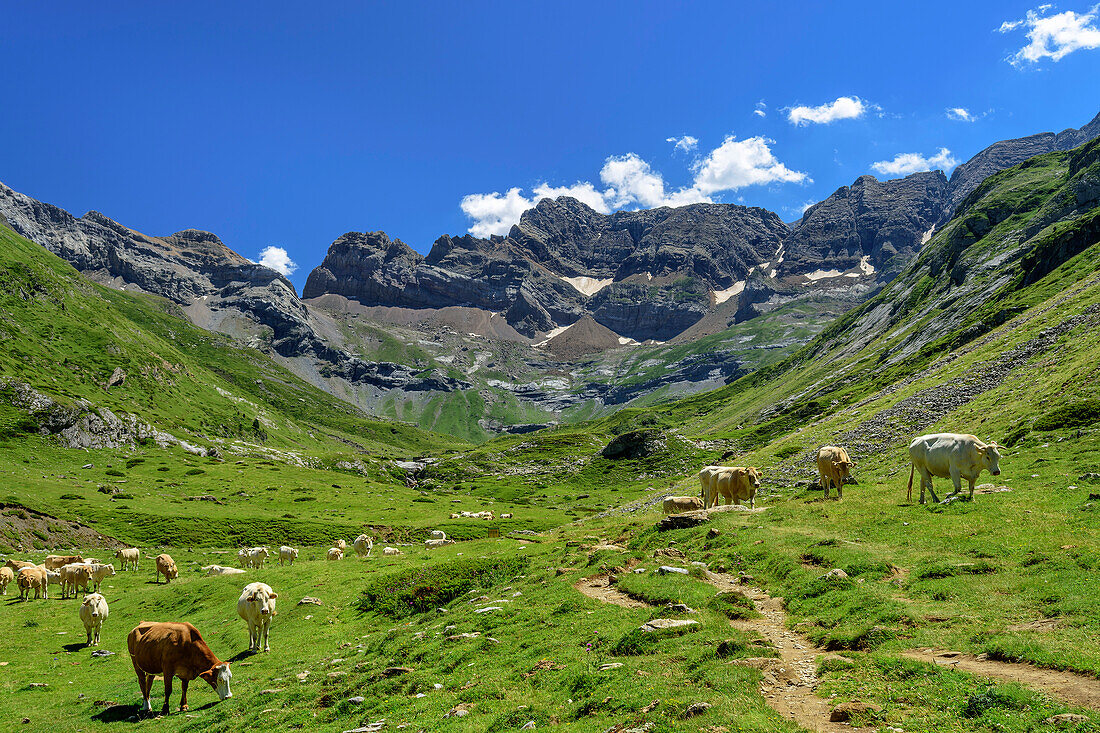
[
  {"left": 705, "top": 572, "right": 873, "bottom": 732},
  {"left": 0, "top": 503, "right": 121, "bottom": 552},
  {"left": 900, "top": 648, "right": 1100, "bottom": 711},
  {"left": 573, "top": 574, "right": 651, "bottom": 609}
]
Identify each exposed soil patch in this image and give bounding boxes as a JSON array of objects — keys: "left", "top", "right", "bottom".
[
  {"left": 573, "top": 574, "right": 651, "bottom": 609},
  {"left": 0, "top": 503, "right": 120, "bottom": 553},
  {"left": 705, "top": 572, "right": 872, "bottom": 732},
  {"left": 900, "top": 648, "right": 1100, "bottom": 711}
]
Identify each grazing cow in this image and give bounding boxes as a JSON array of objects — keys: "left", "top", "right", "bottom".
[
  {"left": 17, "top": 566, "right": 48, "bottom": 600},
  {"left": 80, "top": 593, "right": 109, "bottom": 646},
  {"left": 237, "top": 582, "right": 278, "bottom": 653},
  {"left": 202, "top": 565, "right": 246, "bottom": 577},
  {"left": 429, "top": 530, "right": 447, "bottom": 541},
  {"left": 907, "top": 433, "right": 1003, "bottom": 504},
  {"left": 127, "top": 621, "right": 232, "bottom": 715},
  {"left": 333, "top": 539, "right": 347, "bottom": 551},
  {"left": 61, "top": 563, "right": 93, "bottom": 599},
  {"left": 711, "top": 467, "right": 763, "bottom": 509},
  {"left": 44, "top": 567, "right": 62, "bottom": 593},
  {"left": 115, "top": 548, "right": 140, "bottom": 571},
  {"left": 278, "top": 546, "right": 298, "bottom": 565},
  {"left": 382, "top": 547, "right": 402, "bottom": 556},
  {"left": 4, "top": 559, "right": 35, "bottom": 573},
  {"left": 449, "top": 513, "right": 460, "bottom": 519},
  {"left": 45, "top": 554, "right": 83, "bottom": 570},
  {"left": 817, "top": 446, "right": 855, "bottom": 500},
  {"left": 353, "top": 534, "right": 373, "bottom": 557},
  {"left": 89, "top": 563, "right": 116, "bottom": 592},
  {"left": 237, "top": 548, "right": 250, "bottom": 568},
  {"left": 247, "top": 547, "right": 269, "bottom": 569},
  {"left": 425, "top": 538, "right": 455, "bottom": 549},
  {"left": 697, "top": 465, "right": 726, "bottom": 509},
  {"left": 327, "top": 547, "right": 343, "bottom": 561},
  {"left": 155, "top": 554, "right": 179, "bottom": 584},
  {"left": 500, "top": 513, "right": 513, "bottom": 519},
  {"left": 0, "top": 565, "right": 13, "bottom": 595},
  {"left": 662, "top": 496, "right": 705, "bottom": 514}
]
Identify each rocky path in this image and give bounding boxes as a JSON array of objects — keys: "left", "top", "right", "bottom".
[
  {"left": 573, "top": 574, "right": 650, "bottom": 609},
  {"left": 704, "top": 573, "right": 872, "bottom": 733},
  {"left": 900, "top": 648, "right": 1100, "bottom": 711}
]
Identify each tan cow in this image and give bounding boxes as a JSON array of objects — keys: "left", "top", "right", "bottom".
[
  {"left": 18, "top": 566, "right": 48, "bottom": 600},
  {"left": 327, "top": 547, "right": 344, "bottom": 561},
  {"left": 155, "top": 554, "right": 179, "bottom": 584},
  {"left": 353, "top": 534, "right": 373, "bottom": 558},
  {"left": 711, "top": 467, "right": 763, "bottom": 509},
  {"left": 817, "top": 446, "right": 855, "bottom": 499},
  {"left": 425, "top": 538, "right": 456, "bottom": 549},
  {"left": 382, "top": 547, "right": 402, "bottom": 556},
  {"left": 333, "top": 539, "right": 347, "bottom": 551},
  {"left": 697, "top": 465, "right": 727, "bottom": 509},
  {"left": 80, "top": 593, "right": 109, "bottom": 646},
  {"left": 237, "top": 582, "right": 278, "bottom": 653},
  {"left": 0, "top": 566, "right": 13, "bottom": 595},
  {"left": 246, "top": 547, "right": 269, "bottom": 569},
  {"left": 127, "top": 622, "right": 232, "bottom": 715},
  {"left": 203, "top": 565, "right": 246, "bottom": 577},
  {"left": 907, "top": 433, "right": 1003, "bottom": 504},
  {"left": 4, "top": 559, "right": 35, "bottom": 573},
  {"left": 45, "top": 554, "right": 83, "bottom": 570},
  {"left": 278, "top": 546, "right": 298, "bottom": 565},
  {"left": 115, "top": 547, "right": 140, "bottom": 571},
  {"left": 61, "top": 563, "right": 93, "bottom": 599},
  {"left": 662, "top": 496, "right": 705, "bottom": 514},
  {"left": 89, "top": 563, "right": 116, "bottom": 592}
]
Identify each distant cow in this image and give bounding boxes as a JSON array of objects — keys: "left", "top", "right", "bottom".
[
  {"left": 116, "top": 548, "right": 140, "bottom": 571},
  {"left": 663, "top": 496, "right": 705, "bottom": 514},
  {"left": 237, "top": 582, "right": 278, "bottom": 653},
  {"left": 817, "top": 446, "right": 855, "bottom": 499},
  {"left": 712, "top": 467, "right": 763, "bottom": 509},
  {"left": 382, "top": 547, "right": 402, "bottom": 556},
  {"left": 327, "top": 547, "right": 343, "bottom": 561},
  {"left": 500, "top": 513, "right": 513, "bottom": 519},
  {"left": 45, "top": 554, "right": 83, "bottom": 570},
  {"left": 44, "top": 567, "right": 62, "bottom": 593},
  {"left": 61, "top": 563, "right": 93, "bottom": 599},
  {"left": 353, "top": 534, "right": 373, "bottom": 558},
  {"left": 908, "top": 433, "right": 1003, "bottom": 504},
  {"left": 425, "top": 538, "right": 456, "bottom": 549},
  {"left": 89, "top": 563, "right": 116, "bottom": 592},
  {"left": 155, "top": 554, "right": 179, "bottom": 584},
  {"left": 17, "top": 566, "right": 48, "bottom": 600},
  {"left": 247, "top": 547, "right": 269, "bottom": 569},
  {"left": 80, "top": 593, "right": 109, "bottom": 646},
  {"left": 333, "top": 539, "right": 347, "bottom": 551},
  {"left": 127, "top": 621, "right": 232, "bottom": 715},
  {"left": 203, "top": 565, "right": 246, "bottom": 577},
  {"left": 0, "top": 566, "right": 13, "bottom": 595},
  {"left": 278, "top": 546, "right": 298, "bottom": 565},
  {"left": 697, "top": 465, "right": 726, "bottom": 509}
]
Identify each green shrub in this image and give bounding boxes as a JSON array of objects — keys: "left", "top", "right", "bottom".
[
  {"left": 1034, "top": 399, "right": 1100, "bottom": 431},
  {"left": 775, "top": 444, "right": 803, "bottom": 460},
  {"left": 914, "top": 560, "right": 997, "bottom": 580},
  {"left": 707, "top": 590, "right": 759, "bottom": 619},
  {"left": 184, "top": 468, "right": 205, "bottom": 476},
  {"left": 59, "top": 493, "right": 82, "bottom": 500},
  {"left": 125, "top": 458, "right": 146, "bottom": 469},
  {"left": 104, "top": 469, "right": 124, "bottom": 477},
  {"left": 962, "top": 685, "right": 1033, "bottom": 718},
  {"left": 609, "top": 629, "right": 660, "bottom": 656},
  {"left": 358, "top": 555, "right": 529, "bottom": 618}
]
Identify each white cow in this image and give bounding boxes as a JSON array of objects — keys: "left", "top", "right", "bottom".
[
  {"left": 115, "top": 547, "right": 139, "bottom": 571},
  {"left": 382, "top": 547, "right": 402, "bottom": 556},
  {"left": 237, "top": 548, "right": 250, "bottom": 568},
  {"left": 333, "top": 539, "right": 347, "bottom": 551},
  {"left": 203, "top": 565, "right": 247, "bottom": 577},
  {"left": 907, "top": 433, "right": 1003, "bottom": 504},
  {"left": 89, "top": 563, "right": 116, "bottom": 592},
  {"left": 278, "top": 546, "right": 299, "bottom": 565},
  {"left": 247, "top": 547, "right": 270, "bottom": 569},
  {"left": 79, "top": 593, "right": 109, "bottom": 646},
  {"left": 237, "top": 582, "right": 278, "bottom": 653},
  {"left": 353, "top": 534, "right": 373, "bottom": 557},
  {"left": 425, "top": 538, "right": 455, "bottom": 549},
  {"left": 327, "top": 547, "right": 344, "bottom": 561}
]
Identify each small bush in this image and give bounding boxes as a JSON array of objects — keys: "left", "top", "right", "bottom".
[
  {"left": 708, "top": 590, "right": 759, "bottom": 620},
  {"left": 358, "top": 555, "right": 529, "bottom": 617},
  {"left": 609, "top": 629, "right": 660, "bottom": 656},
  {"left": 914, "top": 560, "right": 997, "bottom": 580},
  {"left": 125, "top": 458, "right": 146, "bottom": 469},
  {"left": 962, "top": 685, "right": 1033, "bottom": 718},
  {"left": 184, "top": 468, "right": 205, "bottom": 476},
  {"left": 157, "top": 466, "right": 170, "bottom": 472},
  {"left": 775, "top": 444, "right": 803, "bottom": 460},
  {"left": 104, "top": 469, "right": 124, "bottom": 477},
  {"left": 59, "top": 493, "right": 82, "bottom": 500},
  {"left": 114, "top": 493, "right": 135, "bottom": 500},
  {"left": 1034, "top": 399, "right": 1100, "bottom": 431}
]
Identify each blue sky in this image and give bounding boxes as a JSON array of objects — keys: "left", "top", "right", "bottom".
[{"left": 2, "top": 1, "right": 1099, "bottom": 288}]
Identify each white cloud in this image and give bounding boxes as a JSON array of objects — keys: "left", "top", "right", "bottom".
[
  {"left": 665, "top": 135, "right": 699, "bottom": 153},
  {"left": 1000, "top": 4, "right": 1100, "bottom": 65},
  {"left": 787, "top": 96, "right": 868, "bottom": 126},
  {"left": 257, "top": 246, "right": 298, "bottom": 276},
  {"left": 692, "top": 135, "right": 810, "bottom": 193},
  {"left": 870, "top": 148, "right": 959, "bottom": 177},
  {"left": 946, "top": 107, "right": 977, "bottom": 122},
  {"left": 753, "top": 100, "right": 767, "bottom": 118},
  {"left": 460, "top": 136, "right": 806, "bottom": 235}
]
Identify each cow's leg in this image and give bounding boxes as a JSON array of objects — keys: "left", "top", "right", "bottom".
[
  {"left": 263, "top": 618, "right": 271, "bottom": 652},
  {"left": 837, "top": 476, "right": 843, "bottom": 500},
  {"left": 162, "top": 670, "right": 174, "bottom": 715},
  {"left": 919, "top": 469, "right": 933, "bottom": 504},
  {"left": 926, "top": 472, "right": 941, "bottom": 504},
  {"left": 968, "top": 477, "right": 976, "bottom": 501},
  {"left": 179, "top": 678, "right": 189, "bottom": 711},
  {"left": 943, "top": 467, "right": 962, "bottom": 500}
]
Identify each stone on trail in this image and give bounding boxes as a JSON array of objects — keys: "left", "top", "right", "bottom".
[
  {"left": 682, "top": 701, "right": 712, "bottom": 717},
  {"left": 475, "top": 606, "right": 503, "bottom": 613},
  {"left": 640, "top": 619, "right": 699, "bottom": 633},
  {"left": 347, "top": 696, "right": 365, "bottom": 705},
  {"left": 657, "top": 566, "right": 689, "bottom": 575},
  {"left": 829, "top": 701, "right": 882, "bottom": 722},
  {"left": 819, "top": 568, "right": 849, "bottom": 581},
  {"left": 658, "top": 513, "right": 708, "bottom": 531},
  {"left": 1044, "top": 714, "right": 1090, "bottom": 727},
  {"left": 298, "top": 596, "right": 323, "bottom": 606},
  {"left": 598, "top": 662, "right": 624, "bottom": 671}
]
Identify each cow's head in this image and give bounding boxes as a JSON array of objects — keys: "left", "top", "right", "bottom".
[
  {"left": 114, "top": 549, "right": 124, "bottom": 559},
  {"left": 747, "top": 467, "right": 762, "bottom": 488},
  {"left": 165, "top": 563, "right": 179, "bottom": 579},
  {"left": 980, "top": 442, "right": 1002, "bottom": 476},
  {"left": 202, "top": 663, "right": 233, "bottom": 699},
  {"left": 99, "top": 563, "right": 116, "bottom": 577},
  {"left": 81, "top": 594, "right": 101, "bottom": 616},
  {"left": 832, "top": 459, "right": 855, "bottom": 477},
  {"left": 247, "top": 589, "right": 279, "bottom": 616}
]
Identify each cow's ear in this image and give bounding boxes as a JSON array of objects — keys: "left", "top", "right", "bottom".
[{"left": 270, "top": 592, "right": 278, "bottom": 599}]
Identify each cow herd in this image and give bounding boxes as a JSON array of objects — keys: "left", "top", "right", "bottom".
[{"left": 661, "top": 433, "right": 1004, "bottom": 514}]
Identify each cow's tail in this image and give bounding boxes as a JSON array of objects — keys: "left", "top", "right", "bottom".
[{"left": 906, "top": 463, "right": 915, "bottom": 502}]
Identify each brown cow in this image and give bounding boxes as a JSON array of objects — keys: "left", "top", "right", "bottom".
[
  {"left": 816, "top": 446, "right": 855, "bottom": 500},
  {"left": 154, "top": 554, "right": 179, "bottom": 584},
  {"left": 127, "top": 621, "right": 233, "bottom": 715},
  {"left": 44, "top": 554, "right": 83, "bottom": 570},
  {"left": 17, "top": 566, "right": 48, "bottom": 600},
  {"left": 4, "top": 559, "right": 35, "bottom": 573},
  {"left": 0, "top": 566, "right": 13, "bottom": 595},
  {"left": 712, "top": 467, "right": 763, "bottom": 509}
]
